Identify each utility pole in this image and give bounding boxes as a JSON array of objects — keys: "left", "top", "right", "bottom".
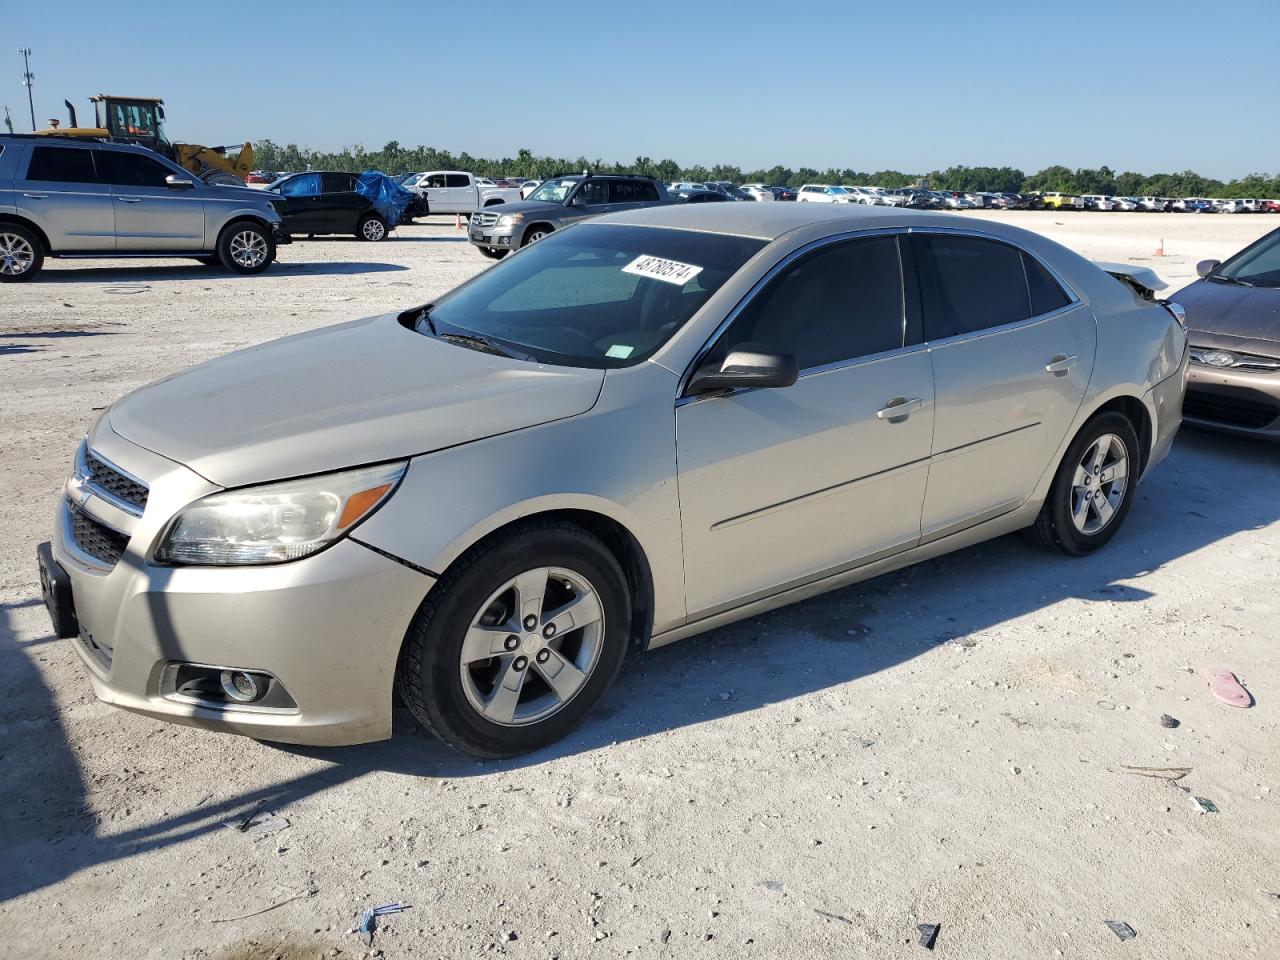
[{"left": 18, "top": 47, "right": 34, "bottom": 131}]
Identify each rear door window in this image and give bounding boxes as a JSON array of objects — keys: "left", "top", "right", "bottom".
[
  {"left": 710, "top": 236, "right": 905, "bottom": 370},
  {"left": 912, "top": 234, "right": 1032, "bottom": 339},
  {"left": 445, "top": 174, "right": 471, "bottom": 188},
  {"left": 26, "top": 146, "right": 97, "bottom": 183},
  {"left": 95, "top": 151, "right": 173, "bottom": 188},
  {"left": 321, "top": 173, "right": 356, "bottom": 193}
]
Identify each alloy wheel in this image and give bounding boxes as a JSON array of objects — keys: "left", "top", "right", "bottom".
[
  {"left": 459, "top": 566, "right": 605, "bottom": 726},
  {"left": 229, "top": 230, "right": 268, "bottom": 268},
  {"left": 1070, "top": 433, "right": 1129, "bottom": 535},
  {"left": 363, "top": 219, "right": 386, "bottom": 241},
  {"left": 0, "top": 232, "right": 35, "bottom": 276}
]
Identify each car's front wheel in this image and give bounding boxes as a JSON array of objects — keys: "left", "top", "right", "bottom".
[
  {"left": 217, "top": 221, "right": 275, "bottom": 274},
  {"left": 522, "top": 227, "right": 551, "bottom": 247},
  {"left": 1029, "top": 411, "right": 1140, "bottom": 556},
  {"left": 397, "top": 520, "right": 631, "bottom": 758},
  {"left": 358, "top": 214, "right": 389, "bottom": 241},
  {"left": 477, "top": 247, "right": 508, "bottom": 260},
  {"left": 0, "top": 224, "right": 44, "bottom": 282}
]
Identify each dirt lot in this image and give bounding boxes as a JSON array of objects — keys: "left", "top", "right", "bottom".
[{"left": 1, "top": 211, "right": 1278, "bottom": 960}]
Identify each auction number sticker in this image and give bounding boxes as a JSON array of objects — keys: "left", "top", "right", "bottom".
[{"left": 623, "top": 255, "right": 703, "bottom": 286}]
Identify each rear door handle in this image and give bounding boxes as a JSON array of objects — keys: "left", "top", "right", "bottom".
[
  {"left": 22, "top": 192, "right": 48, "bottom": 199},
  {"left": 876, "top": 397, "right": 927, "bottom": 420},
  {"left": 1045, "top": 354, "right": 1079, "bottom": 375},
  {"left": 116, "top": 197, "right": 143, "bottom": 203}
]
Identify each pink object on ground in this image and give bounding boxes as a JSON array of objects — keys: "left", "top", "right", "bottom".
[{"left": 1203, "top": 669, "right": 1253, "bottom": 708}]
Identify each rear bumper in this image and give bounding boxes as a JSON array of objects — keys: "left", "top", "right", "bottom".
[{"left": 1145, "top": 344, "right": 1189, "bottom": 472}]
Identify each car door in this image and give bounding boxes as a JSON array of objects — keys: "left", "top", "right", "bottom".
[
  {"left": 566, "top": 179, "right": 613, "bottom": 220},
  {"left": 445, "top": 173, "right": 476, "bottom": 213},
  {"left": 13, "top": 144, "right": 115, "bottom": 252},
  {"left": 319, "top": 172, "right": 364, "bottom": 232},
  {"left": 608, "top": 179, "right": 660, "bottom": 212},
  {"left": 911, "top": 232, "right": 1096, "bottom": 540},
  {"left": 268, "top": 172, "right": 323, "bottom": 233},
  {"left": 418, "top": 173, "right": 450, "bottom": 212},
  {"left": 95, "top": 149, "right": 205, "bottom": 251},
  {"left": 676, "top": 234, "right": 935, "bottom": 617}
]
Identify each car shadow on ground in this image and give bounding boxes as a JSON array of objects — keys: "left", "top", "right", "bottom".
[
  {"left": 35, "top": 261, "right": 410, "bottom": 283},
  {"left": 1, "top": 330, "right": 121, "bottom": 356},
  {"left": 2, "top": 430, "right": 1275, "bottom": 900}
]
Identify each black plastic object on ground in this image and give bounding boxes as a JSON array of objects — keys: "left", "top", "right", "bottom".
[
  {"left": 917, "top": 923, "right": 940, "bottom": 949},
  {"left": 1105, "top": 920, "right": 1137, "bottom": 940}
]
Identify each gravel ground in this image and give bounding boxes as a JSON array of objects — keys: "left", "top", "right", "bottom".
[{"left": 1, "top": 211, "right": 1277, "bottom": 960}]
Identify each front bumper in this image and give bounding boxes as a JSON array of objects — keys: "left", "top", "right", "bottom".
[
  {"left": 46, "top": 427, "right": 432, "bottom": 746},
  {"left": 1184, "top": 363, "right": 1280, "bottom": 439},
  {"left": 272, "top": 223, "right": 293, "bottom": 245},
  {"left": 468, "top": 223, "right": 517, "bottom": 251}
]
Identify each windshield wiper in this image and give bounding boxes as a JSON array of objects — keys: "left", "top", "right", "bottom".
[
  {"left": 439, "top": 332, "right": 533, "bottom": 361},
  {"left": 418, "top": 306, "right": 436, "bottom": 335},
  {"left": 1208, "top": 275, "right": 1255, "bottom": 287}
]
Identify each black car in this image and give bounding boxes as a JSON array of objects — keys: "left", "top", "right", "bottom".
[
  {"left": 266, "top": 171, "right": 407, "bottom": 241},
  {"left": 672, "top": 189, "right": 731, "bottom": 204},
  {"left": 770, "top": 186, "right": 797, "bottom": 201}
]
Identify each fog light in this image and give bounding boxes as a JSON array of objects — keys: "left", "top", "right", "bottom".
[{"left": 220, "top": 670, "right": 267, "bottom": 703}]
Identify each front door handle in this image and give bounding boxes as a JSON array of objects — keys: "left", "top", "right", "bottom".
[
  {"left": 1045, "top": 354, "right": 1079, "bottom": 375},
  {"left": 116, "top": 197, "right": 143, "bottom": 203},
  {"left": 876, "top": 396, "right": 927, "bottom": 421},
  {"left": 22, "top": 192, "right": 48, "bottom": 199}
]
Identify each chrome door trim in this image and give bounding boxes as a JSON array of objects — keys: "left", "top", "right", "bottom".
[
  {"left": 676, "top": 226, "right": 911, "bottom": 401},
  {"left": 903, "top": 224, "right": 1083, "bottom": 306},
  {"left": 710, "top": 455, "right": 931, "bottom": 531},
  {"left": 930, "top": 421, "right": 1043, "bottom": 461},
  {"left": 918, "top": 300, "right": 1084, "bottom": 352}
]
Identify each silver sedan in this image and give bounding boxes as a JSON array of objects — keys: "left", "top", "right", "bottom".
[{"left": 39, "top": 204, "right": 1189, "bottom": 757}]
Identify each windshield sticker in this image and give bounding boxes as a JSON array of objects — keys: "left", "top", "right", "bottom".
[
  {"left": 623, "top": 255, "right": 704, "bottom": 286},
  {"left": 605, "top": 344, "right": 635, "bottom": 359}
]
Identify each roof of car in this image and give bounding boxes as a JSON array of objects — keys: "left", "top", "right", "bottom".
[
  {"left": 0, "top": 133, "right": 155, "bottom": 155},
  {"left": 595, "top": 202, "right": 959, "bottom": 241}
]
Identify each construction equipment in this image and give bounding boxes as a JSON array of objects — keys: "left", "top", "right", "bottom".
[{"left": 35, "top": 95, "right": 253, "bottom": 184}]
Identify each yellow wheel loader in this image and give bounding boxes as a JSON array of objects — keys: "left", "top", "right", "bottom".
[{"left": 35, "top": 95, "right": 253, "bottom": 184}]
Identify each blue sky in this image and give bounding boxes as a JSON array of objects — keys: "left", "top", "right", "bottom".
[{"left": 7, "top": 0, "right": 1275, "bottom": 178}]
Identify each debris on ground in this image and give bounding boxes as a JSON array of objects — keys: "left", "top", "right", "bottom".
[
  {"left": 1203, "top": 669, "right": 1253, "bottom": 708},
  {"left": 1191, "top": 796, "right": 1219, "bottom": 814},
  {"left": 1159, "top": 714, "right": 1180, "bottom": 728},
  {"left": 1104, "top": 920, "right": 1137, "bottom": 940},
  {"left": 916, "top": 923, "right": 941, "bottom": 950},
  {"left": 357, "top": 902, "right": 412, "bottom": 948},
  {"left": 813, "top": 909, "right": 853, "bottom": 925},
  {"left": 759, "top": 880, "right": 784, "bottom": 894},
  {"left": 1119, "top": 765, "right": 1191, "bottom": 782},
  {"left": 225, "top": 801, "right": 290, "bottom": 837},
  {"left": 208, "top": 888, "right": 317, "bottom": 923}
]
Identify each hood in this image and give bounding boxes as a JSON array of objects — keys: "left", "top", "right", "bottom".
[
  {"left": 206, "top": 183, "right": 276, "bottom": 203},
  {"left": 1172, "top": 279, "right": 1280, "bottom": 347},
  {"left": 108, "top": 312, "right": 604, "bottom": 488},
  {"left": 486, "top": 199, "right": 567, "bottom": 217}
]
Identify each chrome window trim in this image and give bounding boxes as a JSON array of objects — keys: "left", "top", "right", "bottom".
[{"left": 75, "top": 442, "right": 148, "bottom": 518}]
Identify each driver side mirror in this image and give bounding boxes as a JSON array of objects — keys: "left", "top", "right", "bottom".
[
  {"left": 1196, "top": 259, "right": 1221, "bottom": 279},
  {"left": 165, "top": 173, "right": 195, "bottom": 190},
  {"left": 687, "top": 346, "right": 798, "bottom": 395}
]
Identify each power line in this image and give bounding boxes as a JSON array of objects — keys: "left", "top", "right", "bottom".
[{"left": 18, "top": 47, "right": 34, "bottom": 131}]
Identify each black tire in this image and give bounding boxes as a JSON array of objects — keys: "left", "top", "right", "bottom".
[
  {"left": 1029, "top": 411, "right": 1141, "bottom": 556},
  {"left": 477, "top": 247, "right": 508, "bottom": 260},
  {"left": 0, "top": 223, "right": 45, "bottom": 282},
  {"left": 521, "top": 226, "right": 551, "bottom": 248},
  {"left": 396, "top": 519, "right": 632, "bottom": 758},
  {"left": 216, "top": 220, "right": 275, "bottom": 274},
  {"left": 357, "top": 213, "right": 389, "bottom": 242}
]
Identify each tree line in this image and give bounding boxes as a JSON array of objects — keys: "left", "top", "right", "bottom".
[{"left": 252, "top": 141, "right": 1279, "bottom": 199}]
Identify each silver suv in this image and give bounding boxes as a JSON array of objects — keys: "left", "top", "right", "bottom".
[{"left": 0, "top": 135, "right": 285, "bottom": 282}]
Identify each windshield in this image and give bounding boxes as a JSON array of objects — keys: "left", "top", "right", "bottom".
[
  {"left": 421, "top": 224, "right": 765, "bottom": 368},
  {"left": 1214, "top": 227, "right": 1280, "bottom": 287},
  {"left": 527, "top": 177, "right": 581, "bottom": 203}
]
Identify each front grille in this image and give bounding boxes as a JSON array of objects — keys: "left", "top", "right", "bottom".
[
  {"left": 69, "top": 506, "right": 131, "bottom": 567},
  {"left": 471, "top": 211, "right": 499, "bottom": 229},
  {"left": 85, "top": 451, "right": 148, "bottom": 512},
  {"left": 1184, "top": 388, "right": 1280, "bottom": 429}
]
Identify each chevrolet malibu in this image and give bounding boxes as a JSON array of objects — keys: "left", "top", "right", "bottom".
[{"left": 38, "top": 205, "right": 1189, "bottom": 758}]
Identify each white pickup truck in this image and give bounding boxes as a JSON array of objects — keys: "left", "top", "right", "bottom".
[{"left": 402, "top": 171, "right": 523, "bottom": 214}]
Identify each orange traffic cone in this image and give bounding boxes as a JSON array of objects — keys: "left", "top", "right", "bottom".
[{"left": 1154, "top": 238, "right": 1165, "bottom": 257}]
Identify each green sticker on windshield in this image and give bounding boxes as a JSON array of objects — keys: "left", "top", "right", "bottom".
[{"left": 605, "top": 344, "right": 634, "bottom": 359}]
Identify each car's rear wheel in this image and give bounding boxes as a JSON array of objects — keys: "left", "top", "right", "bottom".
[
  {"left": 217, "top": 221, "right": 275, "bottom": 274},
  {"left": 397, "top": 520, "right": 631, "bottom": 758},
  {"left": 0, "top": 224, "right": 44, "bottom": 282},
  {"left": 1029, "top": 411, "right": 1140, "bottom": 556},
  {"left": 358, "top": 214, "right": 388, "bottom": 241}
]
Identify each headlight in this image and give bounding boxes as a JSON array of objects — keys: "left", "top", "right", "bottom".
[
  {"left": 157, "top": 462, "right": 407, "bottom": 566},
  {"left": 497, "top": 213, "right": 524, "bottom": 227}
]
